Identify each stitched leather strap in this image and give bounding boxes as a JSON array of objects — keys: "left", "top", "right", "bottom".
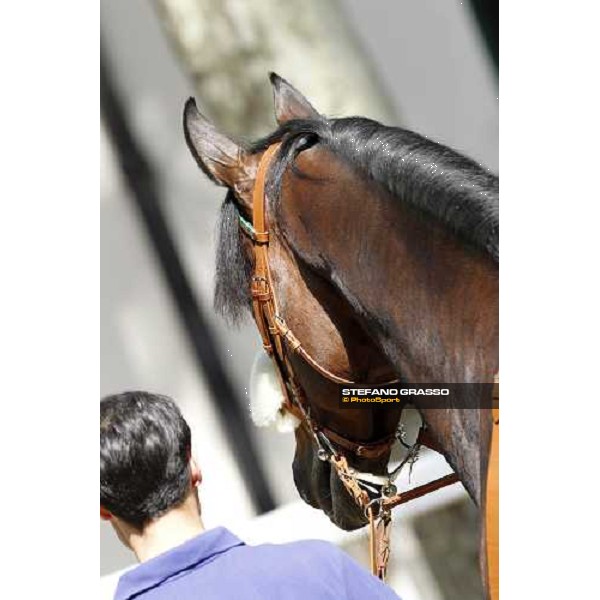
[{"left": 320, "top": 426, "right": 396, "bottom": 459}]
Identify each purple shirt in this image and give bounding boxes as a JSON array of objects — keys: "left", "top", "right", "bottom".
[{"left": 114, "top": 527, "right": 401, "bottom": 600}]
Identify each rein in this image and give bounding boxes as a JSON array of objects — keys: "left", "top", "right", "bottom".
[{"left": 238, "top": 143, "right": 496, "bottom": 585}]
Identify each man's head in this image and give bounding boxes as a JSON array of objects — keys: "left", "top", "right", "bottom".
[{"left": 100, "top": 391, "right": 202, "bottom": 554}]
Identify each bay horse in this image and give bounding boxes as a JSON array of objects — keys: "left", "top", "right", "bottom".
[{"left": 183, "top": 74, "right": 498, "bottom": 594}]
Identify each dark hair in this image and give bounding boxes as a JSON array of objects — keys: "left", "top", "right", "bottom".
[{"left": 100, "top": 391, "right": 192, "bottom": 529}]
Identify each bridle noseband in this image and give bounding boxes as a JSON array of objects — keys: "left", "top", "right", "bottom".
[{"left": 238, "top": 142, "right": 461, "bottom": 580}]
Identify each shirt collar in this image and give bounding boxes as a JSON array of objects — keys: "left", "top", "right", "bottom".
[{"left": 115, "top": 527, "right": 244, "bottom": 600}]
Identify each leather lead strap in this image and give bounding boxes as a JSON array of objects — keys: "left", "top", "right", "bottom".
[
  {"left": 369, "top": 508, "right": 377, "bottom": 576},
  {"left": 381, "top": 473, "right": 460, "bottom": 511},
  {"left": 374, "top": 512, "right": 392, "bottom": 580},
  {"left": 368, "top": 507, "right": 391, "bottom": 580}
]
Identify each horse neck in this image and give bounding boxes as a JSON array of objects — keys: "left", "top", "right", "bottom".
[{"left": 418, "top": 406, "right": 492, "bottom": 506}]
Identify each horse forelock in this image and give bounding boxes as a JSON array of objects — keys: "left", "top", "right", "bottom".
[{"left": 214, "top": 190, "right": 253, "bottom": 325}]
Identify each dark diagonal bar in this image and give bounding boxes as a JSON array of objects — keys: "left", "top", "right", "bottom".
[{"left": 467, "top": 0, "right": 498, "bottom": 72}]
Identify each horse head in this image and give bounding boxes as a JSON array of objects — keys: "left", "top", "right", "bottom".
[{"left": 183, "top": 74, "right": 402, "bottom": 530}]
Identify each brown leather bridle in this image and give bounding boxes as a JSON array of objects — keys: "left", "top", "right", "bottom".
[
  {"left": 237, "top": 143, "right": 497, "bottom": 582},
  {"left": 240, "top": 143, "right": 400, "bottom": 461}
]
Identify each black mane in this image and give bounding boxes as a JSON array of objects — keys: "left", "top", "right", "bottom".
[
  {"left": 252, "top": 116, "right": 499, "bottom": 260},
  {"left": 216, "top": 116, "right": 499, "bottom": 323}
]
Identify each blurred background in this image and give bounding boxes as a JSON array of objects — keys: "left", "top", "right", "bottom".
[{"left": 101, "top": 1, "right": 497, "bottom": 598}]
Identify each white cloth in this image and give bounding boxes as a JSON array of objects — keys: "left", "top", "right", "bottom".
[{"left": 249, "top": 351, "right": 299, "bottom": 432}]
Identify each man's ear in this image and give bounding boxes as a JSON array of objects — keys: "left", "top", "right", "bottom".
[
  {"left": 100, "top": 506, "right": 112, "bottom": 521},
  {"left": 189, "top": 457, "right": 202, "bottom": 488},
  {"left": 183, "top": 98, "right": 258, "bottom": 210},
  {"left": 269, "top": 73, "right": 321, "bottom": 125}
]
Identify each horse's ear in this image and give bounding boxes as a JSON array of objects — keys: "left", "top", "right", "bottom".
[
  {"left": 183, "top": 98, "right": 258, "bottom": 208},
  {"left": 269, "top": 73, "right": 320, "bottom": 124}
]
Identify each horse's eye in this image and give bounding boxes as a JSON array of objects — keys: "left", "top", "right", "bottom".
[{"left": 296, "top": 134, "right": 318, "bottom": 153}]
